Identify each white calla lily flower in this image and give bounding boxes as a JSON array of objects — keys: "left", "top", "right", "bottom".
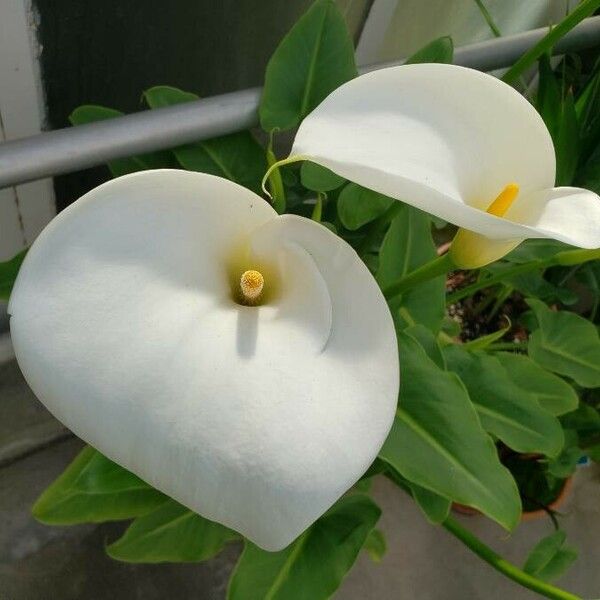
[
  {"left": 286, "top": 63, "right": 600, "bottom": 268},
  {"left": 9, "top": 170, "right": 398, "bottom": 551}
]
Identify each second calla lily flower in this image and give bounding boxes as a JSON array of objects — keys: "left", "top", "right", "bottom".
[{"left": 286, "top": 63, "right": 600, "bottom": 267}]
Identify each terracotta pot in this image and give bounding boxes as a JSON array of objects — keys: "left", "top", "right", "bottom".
[
  {"left": 520, "top": 476, "right": 573, "bottom": 521},
  {"left": 451, "top": 476, "right": 573, "bottom": 521}
]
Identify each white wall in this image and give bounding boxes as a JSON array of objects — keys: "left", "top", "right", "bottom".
[{"left": 0, "top": 0, "right": 55, "bottom": 261}]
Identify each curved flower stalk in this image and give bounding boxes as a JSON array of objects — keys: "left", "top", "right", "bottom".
[
  {"left": 8, "top": 169, "right": 399, "bottom": 551},
  {"left": 279, "top": 63, "right": 600, "bottom": 268}
]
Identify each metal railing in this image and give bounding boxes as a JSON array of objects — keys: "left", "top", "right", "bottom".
[{"left": 0, "top": 16, "right": 599, "bottom": 190}]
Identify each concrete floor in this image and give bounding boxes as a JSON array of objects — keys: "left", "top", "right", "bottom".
[{"left": 2, "top": 335, "right": 599, "bottom": 599}]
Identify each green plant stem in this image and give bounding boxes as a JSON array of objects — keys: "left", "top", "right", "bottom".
[
  {"left": 311, "top": 193, "right": 323, "bottom": 222},
  {"left": 502, "top": 0, "right": 600, "bottom": 85},
  {"left": 442, "top": 517, "right": 581, "bottom": 600},
  {"left": 488, "top": 285, "right": 514, "bottom": 322},
  {"left": 266, "top": 146, "right": 286, "bottom": 214},
  {"left": 486, "top": 341, "right": 528, "bottom": 352},
  {"left": 386, "top": 469, "right": 579, "bottom": 599},
  {"left": 447, "top": 248, "right": 600, "bottom": 305},
  {"left": 383, "top": 253, "right": 453, "bottom": 300},
  {"left": 474, "top": 0, "right": 501, "bottom": 37}
]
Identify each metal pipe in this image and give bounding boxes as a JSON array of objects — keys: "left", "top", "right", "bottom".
[{"left": 1, "top": 16, "right": 600, "bottom": 189}]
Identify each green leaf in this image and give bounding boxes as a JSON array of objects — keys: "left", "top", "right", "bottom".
[
  {"left": 379, "top": 334, "right": 520, "bottom": 530},
  {"left": 577, "top": 137, "right": 600, "bottom": 194},
  {"left": 508, "top": 270, "right": 578, "bottom": 305},
  {"left": 404, "top": 36, "right": 454, "bottom": 65},
  {"left": 462, "top": 323, "right": 509, "bottom": 351},
  {"left": 587, "top": 443, "right": 600, "bottom": 462},
  {"left": 404, "top": 324, "right": 446, "bottom": 369},
  {"left": 527, "top": 298, "right": 600, "bottom": 388},
  {"left": 441, "top": 315, "right": 462, "bottom": 338},
  {"left": 107, "top": 499, "right": 237, "bottom": 563},
  {"left": 547, "top": 443, "right": 584, "bottom": 479},
  {"left": 143, "top": 85, "right": 198, "bottom": 106},
  {"left": 69, "top": 105, "right": 173, "bottom": 176},
  {"left": 524, "top": 531, "right": 578, "bottom": 582},
  {"left": 227, "top": 494, "right": 380, "bottom": 600},
  {"left": 444, "top": 346, "right": 564, "bottom": 457},
  {"left": 337, "top": 183, "right": 394, "bottom": 230},
  {"left": 0, "top": 248, "right": 27, "bottom": 301},
  {"left": 501, "top": 0, "right": 600, "bottom": 85},
  {"left": 363, "top": 528, "right": 386, "bottom": 563},
  {"left": 33, "top": 446, "right": 167, "bottom": 524},
  {"left": 300, "top": 161, "right": 345, "bottom": 192},
  {"left": 536, "top": 547, "right": 578, "bottom": 582},
  {"left": 495, "top": 353, "right": 578, "bottom": 416},
  {"left": 143, "top": 85, "right": 267, "bottom": 194},
  {"left": 524, "top": 530, "right": 566, "bottom": 575},
  {"left": 409, "top": 483, "right": 451, "bottom": 525},
  {"left": 503, "top": 239, "right": 570, "bottom": 263},
  {"left": 561, "top": 403, "right": 600, "bottom": 440},
  {"left": 536, "top": 54, "right": 562, "bottom": 141},
  {"left": 259, "top": 0, "right": 357, "bottom": 132},
  {"left": 555, "top": 90, "right": 579, "bottom": 187},
  {"left": 377, "top": 206, "right": 445, "bottom": 332},
  {"left": 575, "top": 56, "right": 600, "bottom": 158}
]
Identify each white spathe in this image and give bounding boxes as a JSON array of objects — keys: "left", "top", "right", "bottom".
[
  {"left": 8, "top": 170, "right": 399, "bottom": 551},
  {"left": 290, "top": 63, "right": 600, "bottom": 267}
]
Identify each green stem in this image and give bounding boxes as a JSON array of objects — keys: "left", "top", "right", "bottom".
[
  {"left": 502, "top": 0, "right": 600, "bottom": 85},
  {"left": 442, "top": 517, "right": 581, "bottom": 600},
  {"left": 486, "top": 341, "right": 528, "bottom": 352},
  {"left": 447, "top": 248, "right": 600, "bottom": 305},
  {"left": 474, "top": 0, "right": 501, "bottom": 37},
  {"left": 383, "top": 253, "right": 453, "bottom": 300},
  {"left": 266, "top": 144, "right": 287, "bottom": 214},
  {"left": 311, "top": 193, "right": 323, "bottom": 222},
  {"left": 488, "top": 285, "right": 514, "bottom": 322},
  {"left": 386, "top": 469, "right": 579, "bottom": 599}
]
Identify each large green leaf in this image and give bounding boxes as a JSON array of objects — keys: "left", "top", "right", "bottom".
[
  {"left": 259, "top": 0, "right": 357, "bottom": 131},
  {"left": 377, "top": 206, "right": 445, "bottom": 332},
  {"left": 503, "top": 239, "right": 570, "bottom": 263},
  {"left": 69, "top": 105, "right": 174, "bottom": 176},
  {"left": 577, "top": 138, "right": 600, "bottom": 194},
  {"left": 444, "top": 346, "right": 564, "bottom": 457},
  {"left": 555, "top": 90, "right": 579, "bottom": 187},
  {"left": 404, "top": 36, "right": 454, "bottom": 65},
  {"left": 527, "top": 298, "right": 600, "bottom": 387},
  {"left": 0, "top": 248, "right": 27, "bottom": 301},
  {"left": 379, "top": 334, "right": 520, "bottom": 530},
  {"left": 536, "top": 54, "right": 561, "bottom": 141},
  {"left": 300, "top": 161, "right": 345, "bottom": 192},
  {"left": 524, "top": 531, "right": 578, "bottom": 583},
  {"left": 227, "top": 494, "right": 380, "bottom": 600},
  {"left": 508, "top": 270, "right": 578, "bottom": 305},
  {"left": 33, "top": 446, "right": 167, "bottom": 524},
  {"left": 337, "top": 183, "right": 394, "bottom": 230},
  {"left": 495, "top": 352, "right": 578, "bottom": 416},
  {"left": 404, "top": 324, "right": 446, "bottom": 369},
  {"left": 575, "top": 56, "right": 600, "bottom": 160},
  {"left": 107, "top": 499, "right": 237, "bottom": 563},
  {"left": 143, "top": 85, "right": 267, "bottom": 193},
  {"left": 409, "top": 483, "right": 450, "bottom": 525}
]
